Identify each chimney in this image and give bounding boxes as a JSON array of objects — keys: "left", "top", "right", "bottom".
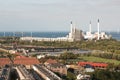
[
  {"left": 97, "top": 19, "right": 100, "bottom": 40},
  {"left": 89, "top": 21, "right": 91, "bottom": 34}
]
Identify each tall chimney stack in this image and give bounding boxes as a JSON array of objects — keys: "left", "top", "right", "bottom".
[
  {"left": 70, "top": 21, "right": 73, "bottom": 34},
  {"left": 89, "top": 21, "right": 91, "bottom": 34},
  {"left": 97, "top": 19, "right": 100, "bottom": 40}
]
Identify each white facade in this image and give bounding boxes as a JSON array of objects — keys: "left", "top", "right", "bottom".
[
  {"left": 9, "top": 50, "right": 16, "bottom": 54},
  {"left": 77, "top": 74, "right": 90, "bottom": 80},
  {"left": 20, "top": 22, "right": 84, "bottom": 42},
  {"left": 84, "top": 19, "right": 111, "bottom": 40},
  {"left": 85, "top": 68, "right": 94, "bottom": 72},
  {"left": 20, "top": 20, "right": 110, "bottom": 41},
  {"left": 20, "top": 37, "right": 72, "bottom": 42},
  {"left": 37, "top": 55, "right": 45, "bottom": 59}
]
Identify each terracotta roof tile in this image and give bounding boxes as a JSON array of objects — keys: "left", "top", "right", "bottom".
[
  {"left": 45, "top": 59, "right": 57, "bottom": 64},
  {"left": 0, "top": 58, "right": 11, "bottom": 66},
  {"left": 14, "top": 56, "right": 40, "bottom": 65},
  {"left": 78, "top": 62, "right": 108, "bottom": 68}
]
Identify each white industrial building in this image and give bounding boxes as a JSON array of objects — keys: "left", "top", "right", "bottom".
[
  {"left": 20, "top": 20, "right": 111, "bottom": 42},
  {"left": 84, "top": 19, "right": 111, "bottom": 40},
  {"left": 20, "top": 22, "right": 84, "bottom": 42}
]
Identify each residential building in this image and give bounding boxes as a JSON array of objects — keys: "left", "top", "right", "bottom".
[
  {"left": 14, "top": 55, "right": 40, "bottom": 69},
  {"left": 78, "top": 62, "right": 108, "bottom": 69},
  {"left": 46, "top": 63, "right": 67, "bottom": 75}
]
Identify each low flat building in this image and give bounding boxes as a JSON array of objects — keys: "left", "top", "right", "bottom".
[
  {"left": 15, "top": 65, "right": 35, "bottom": 80},
  {"left": 44, "top": 59, "right": 58, "bottom": 65},
  {"left": 44, "top": 59, "right": 67, "bottom": 75},
  {"left": 14, "top": 55, "right": 40, "bottom": 69},
  {"left": 32, "top": 64, "right": 62, "bottom": 80},
  {"left": 46, "top": 63, "right": 67, "bottom": 75},
  {"left": 78, "top": 62, "right": 108, "bottom": 69},
  {"left": 20, "top": 22, "right": 84, "bottom": 42},
  {"left": 0, "top": 58, "right": 11, "bottom": 67}
]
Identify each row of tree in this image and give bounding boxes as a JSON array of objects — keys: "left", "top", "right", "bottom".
[
  {"left": 59, "top": 52, "right": 78, "bottom": 60},
  {"left": 91, "top": 52, "right": 120, "bottom": 61},
  {"left": 19, "top": 39, "right": 120, "bottom": 54},
  {"left": 89, "top": 69, "right": 120, "bottom": 80},
  {"left": 0, "top": 37, "right": 120, "bottom": 54}
]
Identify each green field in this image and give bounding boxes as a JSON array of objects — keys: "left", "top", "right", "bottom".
[{"left": 79, "top": 56, "right": 120, "bottom": 65}]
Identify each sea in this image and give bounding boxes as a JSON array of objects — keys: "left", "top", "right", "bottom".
[{"left": 0, "top": 32, "right": 119, "bottom": 41}]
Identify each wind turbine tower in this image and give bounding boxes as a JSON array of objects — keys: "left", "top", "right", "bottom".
[
  {"left": 31, "top": 32, "right": 33, "bottom": 37},
  {"left": 22, "top": 32, "right": 23, "bottom": 37},
  {"left": 4, "top": 32, "right": 5, "bottom": 37}
]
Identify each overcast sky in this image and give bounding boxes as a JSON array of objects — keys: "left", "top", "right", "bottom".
[{"left": 0, "top": 0, "right": 120, "bottom": 32}]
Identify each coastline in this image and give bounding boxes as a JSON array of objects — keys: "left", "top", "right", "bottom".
[{"left": 0, "top": 32, "right": 119, "bottom": 41}]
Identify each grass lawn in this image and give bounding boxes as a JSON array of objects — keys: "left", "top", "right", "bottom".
[{"left": 79, "top": 56, "right": 120, "bottom": 65}]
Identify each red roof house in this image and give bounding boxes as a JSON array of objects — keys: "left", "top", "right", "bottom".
[
  {"left": 44, "top": 59, "right": 58, "bottom": 65},
  {"left": 0, "top": 58, "right": 11, "bottom": 67},
  {"left": 78, "top": 62, "right": 108, "bottom": 68},
  {"left": 14, "top": 56, "right": 40, "bottom": 65}
]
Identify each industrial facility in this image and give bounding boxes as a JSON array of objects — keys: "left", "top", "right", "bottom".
[
  {"left": 20, "top": 19, "right": 110, "bottom": 42},
  {"left": 84, "top": 19, "right": 110, "bottom": 40}
]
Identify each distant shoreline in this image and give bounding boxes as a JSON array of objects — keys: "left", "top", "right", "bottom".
[{"left": 0, "top": 32, "right": 119, "bottom": 40}]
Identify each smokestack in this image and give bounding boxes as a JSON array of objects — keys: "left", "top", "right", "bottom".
[
  {"left": 98, "top": 19, "right": 100, "bottom": 40},
  {"left": 89, "top": 21, "right": 91, "bottom": 34},
  {"left": 70, "top": 21, "right": 73, "bottom": 34}
]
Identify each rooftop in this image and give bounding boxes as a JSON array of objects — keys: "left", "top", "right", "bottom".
[
  {"left": 45, "top": 59, "right": 58, "bottom": 64},
  {"left": 0, "top": 58, "right": 11, "bottom": 66},
  {"left": 49, "top": 63, "right": 65, "bottom": 68},
  {"left": 14, "top": 56, "right": 40, "bottom": 65},
  {"left": 78, "top": 62, "right": 108, "bottom": 68}
]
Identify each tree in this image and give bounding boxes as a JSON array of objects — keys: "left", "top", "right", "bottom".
[
  {"left": 67, "top": 71, "right": 76, "bottom": 80},
  {"left": 59, "top": 52, "right": 77, "bottom": 60}
]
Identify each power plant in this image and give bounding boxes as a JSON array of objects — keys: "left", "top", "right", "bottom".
[
  {"left": 84, "top": 19, "right": 110, "bottom": 40},
  {"left": 20, "top": 19, "right": 110, "bottom": 42}
]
